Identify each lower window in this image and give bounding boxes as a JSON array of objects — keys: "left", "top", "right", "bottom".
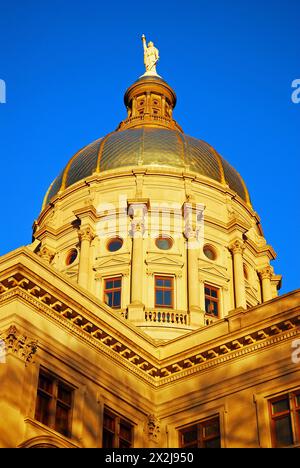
[
  {"left": 269, "top": 391, "right": 300, "bottom": 447},
  {"left": 103, "top": 407, "right": 134, "bottom": 448},
  {"left": 179, "top": 416, "right": 221, "bottom": 448},
  {"left": 35, "top": 369, "right": 74, "bottom": 437}
]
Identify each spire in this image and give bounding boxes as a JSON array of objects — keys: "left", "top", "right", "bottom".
[{"left": 117, "top": 36, "right": 183, "bottom": 132}]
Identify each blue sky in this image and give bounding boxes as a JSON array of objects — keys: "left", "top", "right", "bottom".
[{"left": 0, "top": 0, "right": 299, "bottom": 294}]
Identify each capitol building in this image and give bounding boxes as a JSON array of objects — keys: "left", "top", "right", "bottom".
[{"left": 0, "top": 38, "right": 299, "bottom": 448}]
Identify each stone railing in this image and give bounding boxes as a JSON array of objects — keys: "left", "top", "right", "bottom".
[{"left": 144, "top": 309, "right": 189, "bottom": 326}]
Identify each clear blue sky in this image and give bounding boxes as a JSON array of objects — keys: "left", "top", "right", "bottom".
[{"left": 0, "top": 0, "right": 299, "bottom": 294}]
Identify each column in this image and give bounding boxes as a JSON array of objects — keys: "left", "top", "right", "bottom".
[
  {"left": 78, "top": 226, "right": 94, "bottom": 289},
  {"left": 187, "top": 231, "right": 205, "bottom": 327},
  {"left": 127, "top": 203, "right": 146, "bottom": 321},
  {"left": 258, "top": 266, "right": 273, "bottom": 302},
  {"left": 229, "top": 239, "right": 247, "bottom": 309}
]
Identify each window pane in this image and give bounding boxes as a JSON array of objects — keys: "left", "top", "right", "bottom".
[
  {"left": 204, "top": 437, "right": 221, "bottom": 448},
  {"left": 182, "top": 427, "right": 197, "bottom": 445},
  {"left": 203, "top": 419, "right": 220, "bottom": 437},
  {"left": 156, "top": 290, "right": 163, "bottom": 305},
  {"left": 212, "top": 301, "right": 218, "bottom": 317},
  {"left": 113, "top": 291, "right": 121, "bottom": 307},
  {"left": 164, "top": 290, "right": 172, "bottom": 306},
  {"left": 105, "top": 280, "right": 114, "bottom": 290},
  {"left": 113, "top": 279, "right": 121, "bottom": 288},
  {"left": 57, "top": 384, "right": 72, "bottom": 406},
  {"left": 272, "top": 398, "right": 290, "bottom": 415},
  {"left": 104, "top": 413, "right": 115, "bottom": 432},
  {"left": 55, "top": 403, "right": 70, "bottom": 436},
  {"left": 156, "top": 278, "right": 164, "bottom": 287},
  {"left": 205, "top": 287, "right": 210, "bottom": 296},
  {"left": 274, "top": 416, "right": 293, "bottom": 447},
  {"left": 106, "top": 292, "right": 113, "bottom": 307},
  {"left": 35, "top": 393, "right": 51, "bottom": 426},
  {"left": 210, "top": 289, "right": 218, "bottom": 298},
  {"left": 120, "top": 421, "right": 132, "bottom": 442},
  {"left": 103, "top": 429, "right": 114, "bottom": 448},
  {"left": 38, "top": 373, "right": 53, "bottom": 394},
  {"left": 163, "top": 279, "right": 172, "bottom": 288}
]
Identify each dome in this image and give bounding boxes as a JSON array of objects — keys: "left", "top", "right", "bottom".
[
  {"left": 43, "top": 73, "right": 251, "bottom": 209},
  {"left": 43, "top": 128, "right": 250, "bottom": 208}
]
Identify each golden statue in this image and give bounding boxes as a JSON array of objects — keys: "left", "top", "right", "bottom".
[{"left": 141, "top": 34, "right": 159, "bottom": 75}]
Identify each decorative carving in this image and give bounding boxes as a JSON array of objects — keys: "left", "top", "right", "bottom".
[
  {"left": 229, "top": 239, "right": 244, "bottom": 255},
  {"left": 78, "top": 226, "right": 94, "bottom": 243},
  {"left": 0, "top": 325, "right": 37, "bottom": 364},
  {"left": 38, "top": 246, "right": 55, "bottom": 263},
  {"left": 146, "top": 414, "right": 160, "bottom": 442},
  {"left": 258, "top": 266, "right": 274, "bottom": 280}
]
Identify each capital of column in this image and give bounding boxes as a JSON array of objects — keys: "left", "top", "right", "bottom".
[
  {"left": 39, "top": 245, "right": 55, "bottom": 263},
  {"left": 258, "top": 265, "right": 274, "bottom": 280},
  {"left": 229, "top": 239, "right": 245, "bottom": 255},
  {"left": 0, "top": 325, "right": 38, "bottom": 365},
  {"left": 78, "top": 226, "right": 95, "bottom": 243}
]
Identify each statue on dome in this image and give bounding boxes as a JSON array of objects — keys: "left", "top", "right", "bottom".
[{"left": 141, "top": 34, "right": 159, "bottom": 75}]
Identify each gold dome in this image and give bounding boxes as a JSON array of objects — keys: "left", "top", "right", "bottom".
[{"left": 43, "top": 75, "right": 251, "bottom": 208}]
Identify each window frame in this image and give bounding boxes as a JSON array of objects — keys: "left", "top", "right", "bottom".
[
  {"left": 103, "top": 276, "right": 122, "bottom": 309},
  {"left": 154, "top": 275, "right": 174, "bottom": 309},
  {"left": 204, "top": 284, "right": 220, "bottom": 318},
  {"left": 35, "top": 369, "right": 74, "bottom": 438},
  {"left": 102, "top": 407, "right": 134, "bottom": 448},
  {"left": 179, "top": 416, "right": 221, "bottom": 448},
  {"left": 269, "top": 391, "right": 300, "bottom": 448}
]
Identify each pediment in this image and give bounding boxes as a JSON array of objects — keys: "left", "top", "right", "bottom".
[
  {"left": 198, "top": 261, "right": 229, "bottom": 281},
  {"left": 95, "top": 255, "right": 131, "bottom": 269},
  {"left": 146, "top": 254, "right": 184, "bottom": 268}
]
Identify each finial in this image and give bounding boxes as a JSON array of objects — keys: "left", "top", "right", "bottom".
[{"left": 141, "top": 34, "right": 159, "bottom": 76}]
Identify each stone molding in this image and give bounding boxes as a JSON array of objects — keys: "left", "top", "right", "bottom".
[{"left": 0, "top": 273, "right": 299, "bottom": 386}]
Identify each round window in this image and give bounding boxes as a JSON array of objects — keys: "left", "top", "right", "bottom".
[
  {"left": 203, "top": 245, "right": 216, "bottom": 261},
  {"left": 107, "top": 238, "right": 123, "bottom": 252},
  {"left": 66, "top": 249, "right": 78, "bottom": 265},
  {"left": 155, "top": 236, "right": 173, "bottom": 250}
]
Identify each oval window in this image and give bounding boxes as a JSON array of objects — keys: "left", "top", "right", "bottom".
[
  {"left": 155, "top": 236, "right": 173, "bottom": 250},
  {"left": 203, "top": 245, "right": 216, "bottom": 261},
  {"left": 107, "top": 238, "right": 123, "bottom": 252},
  {"left": 66, "top": 249, "right": 78, "bottom": 265}
]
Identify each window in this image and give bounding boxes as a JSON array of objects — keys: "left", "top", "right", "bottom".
[
  {"left": 104, "top": 277, "right": 122, "bottom": 309},
  {"left": 203, "top": 245, "right": 217, "bottom": 261},
  {"left": 103, "top": 408, "right": 134, "bottom": 448},
  {"left": 155, "top": 276, "right": 174, "bottom": 308},
  {"left": 180, "top": 416, "right": 221, "bottom": 448},
  {"left": 269, "top": 391, "right": 300, "bottom": 447},
  {"left": 107, "top": 237, "right": 123, "bottom": 252},
  {"left": 155, "top": 235, "right": 173, "bottom": 250},
  {"left": 204, "top": 284, "right": 219, "bottom": 317},
  {"left": 35, "top": 370, "right": 73, "bottom": 437},
  {"left": 66, "top": 249, "right": 78, "bottom": 265}
]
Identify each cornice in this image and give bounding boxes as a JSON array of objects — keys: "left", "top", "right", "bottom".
[{"left": 0, "top": 267, "right": 299, "bottom": 387}]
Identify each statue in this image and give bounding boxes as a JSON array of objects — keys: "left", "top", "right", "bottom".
[{"left": 141, "top": 34, "right": 159, "bottom": 75}]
